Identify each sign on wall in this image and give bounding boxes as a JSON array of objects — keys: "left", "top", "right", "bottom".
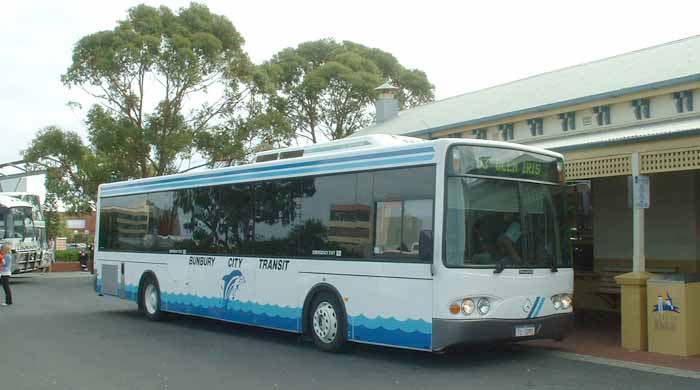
[
  {"left": 66, "top": 219, "right": 86, "bottom": 230},
  {"left": 633, "top": 175, "right": 650, "bottom": 209},
  {"left": 627, "top": 175, "right": 650, "bottom": 209}
]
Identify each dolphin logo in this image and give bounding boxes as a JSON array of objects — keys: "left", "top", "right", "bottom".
[
  {"left": 222, "top": 270, "right": 246, "bottom": 309},
  {"left": 652, "top": 292, "right": 680, "bottom": 313}
]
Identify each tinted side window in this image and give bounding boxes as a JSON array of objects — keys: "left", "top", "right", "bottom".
[
  {"left": 99, "top": 194, "right": 148, "bottom": 251},
  {"left": 218, "top": 184, "right": 255, "bottom": 255},
  {"left": 254, "top": 180, "right": 305, "bottom": 256},
  {"left": 296, "top": 173, "right": 361, "bottom": 258},
  {"left": 145, "top": 191, "right": 179, "bottom": 253},
  {"left": 172, "top": 184, "right": 255, "bottom": 255},
  {"left": 372, "top": 166, "right": 435, "bottom": 260},
  {"left": 173, "top": 187, "right": 220, "bottom": 253},
  {"left": 373, "top": 166, "right": 435, "bottom": 200},
  {"left": 373, "top": 199, "right": 433, "bottom": 258}
]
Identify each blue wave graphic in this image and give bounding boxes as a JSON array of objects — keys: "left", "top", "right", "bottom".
[
  {"left": 351, "top": 314, "right": 431, "bottom": 334},
  {"left": 164, "top": 301, "right": 299, "bottom": 331},
  {"left": 353, "top": 325, "right": 431, "bottom": 350},
  {"left": 160, "top": 291, "right": 301, "bottom": 319},
  {"left": 107, "top": 285, "right": 431, "bottom": 350},
  {"left": 124, "top": 285, "right": 138, "bottom": 302}
]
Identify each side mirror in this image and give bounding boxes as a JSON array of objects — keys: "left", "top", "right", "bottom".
[{"left": 419, "top": 230, "right": 433, "bottom": 261}]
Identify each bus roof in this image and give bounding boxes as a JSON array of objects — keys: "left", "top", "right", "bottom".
[
  {"left": 99, "top": 136, "right": 563, "bottom": 198},
  {"left": 0, "top": 195, "right": 34, "bottom": 209}
]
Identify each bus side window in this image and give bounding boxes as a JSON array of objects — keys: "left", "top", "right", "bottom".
[
  {"left": 374, "top": 201, "right": 403, "bottom": 256},
  {"left": 402, "top": 199, "right": 433, "bottom": 258},
  {"left": 373, "top": 199, "right": 433, "bottom": 260},
  {"left": 371, "top": 166, "right": 435, "bottom": 261}
]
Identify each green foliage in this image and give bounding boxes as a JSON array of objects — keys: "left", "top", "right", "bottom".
[
  {"left": 43, "top": 193, "right": 68, "bottom": 239},
  {"left": 55, "top": 250, "right": 81, "bottom": 262},
  {"left": 262, "top": 39, "right": 434, "bottom": 142},
  {"left": 25, "top": 5, "right": 436, "bottom": 212},
  {"left": 24, "top": 126, "right": 109, "bottom": 212},
  {"left": 26, "top": 3, "right": 269, "bottom": 209},
  {"left": 60, "top": 3, "right": 256, "bottom": 176}
]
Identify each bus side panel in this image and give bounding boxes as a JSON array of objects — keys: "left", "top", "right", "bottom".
[
  {"left": 149, "top": 255, "right": 259, "bottom": 327},
  {"left": 254, "top": 258, "right": 302, "bottom": 332},
  {"left": 94, "top": 253, "right": 171, "bottom": 303},
  {"left": 297, "top": 261, "right": 433, "bottom": 350}
]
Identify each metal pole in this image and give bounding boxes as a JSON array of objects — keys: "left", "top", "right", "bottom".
[{"left": 631, "top": 152, "right": 645, "bottom": 272}]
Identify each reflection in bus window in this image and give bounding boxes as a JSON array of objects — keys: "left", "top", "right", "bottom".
[{"left": 374, "top": 199, "right": 433, "bottom": 259}]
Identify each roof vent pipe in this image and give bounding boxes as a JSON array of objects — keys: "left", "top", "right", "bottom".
[{"left": 374, "top": 82, "right": 400, "bottom": 124}]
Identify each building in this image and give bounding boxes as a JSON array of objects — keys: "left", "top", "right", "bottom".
[
  {"left": 60, "top": 212, "right": 97, "bottom": 238},
  {"left": 356, "top": 35, "right": 700, "bottom": 314}
]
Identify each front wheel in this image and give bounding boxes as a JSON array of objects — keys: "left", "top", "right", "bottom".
[
  {"left": 310, "top": 292, "right": 347, "bottom": 352},
  {"left": 140, "top": 276, "right": 163, "bottom": 321}
]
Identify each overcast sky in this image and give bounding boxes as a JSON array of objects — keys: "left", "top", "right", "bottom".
[{"left": 3, "top": 0, "right": 700, "bottom": 195}]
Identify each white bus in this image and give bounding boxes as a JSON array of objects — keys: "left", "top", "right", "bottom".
[
  {"left": 94, "top": 135, "right": 573, "bottom": 352},
  {"left": 1, "top": 192, "right": 52, "bottom": 273}
]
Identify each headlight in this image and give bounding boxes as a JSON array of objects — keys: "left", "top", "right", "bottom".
[
  {"left": 552, "top": 295, "right": 562, "bottom": 310},
  {"left": 551, "top": 294, "right": 573, "bottom": 310},
  {"left": 561, "top": 294, "right": 573, "bottom": 309},
  {"left": 477, "top": 298, "right": 491, "bottom": 315},
  {"left": 461, "top": 298, "right": 475, "bottom": 315}
]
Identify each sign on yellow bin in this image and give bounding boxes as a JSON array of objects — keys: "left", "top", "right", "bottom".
[{"left": 646, "top": 274, "right": 700, "bottom": 357}]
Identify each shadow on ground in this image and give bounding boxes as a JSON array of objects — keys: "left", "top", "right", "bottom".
[{"left": 97, "top": 306, "right": 533, "bottom": 370}]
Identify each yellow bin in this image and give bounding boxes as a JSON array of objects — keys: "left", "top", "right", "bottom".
[{"left": 646, "top": 273, "right": 700, "bottom": 357}]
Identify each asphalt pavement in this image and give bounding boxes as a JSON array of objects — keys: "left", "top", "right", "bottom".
[{"left": 1, "top": 273, "right": 698, "bottom": 390}]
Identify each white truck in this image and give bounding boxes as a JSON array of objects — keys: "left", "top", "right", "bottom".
[{"left": 0, "top": 193, "right": 52, "bottom": 273}]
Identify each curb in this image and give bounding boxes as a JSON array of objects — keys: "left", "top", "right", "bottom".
[
  {"left": 536, "top": 349, "right": 700, "bottom": 380},
  {"left": 13, "top": 272, "right": 93, "bottom": 279}
]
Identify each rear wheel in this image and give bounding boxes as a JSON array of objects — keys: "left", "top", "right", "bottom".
[
  {"left": 309, "top": 292, "right": 347, "bottom": 352},
  {"left": 140, "top": 276, "right": 162, "bottom": 321}
]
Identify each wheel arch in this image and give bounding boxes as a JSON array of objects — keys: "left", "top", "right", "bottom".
[{"left": 301, "top": 283, "right": 347, "bottom": 335}]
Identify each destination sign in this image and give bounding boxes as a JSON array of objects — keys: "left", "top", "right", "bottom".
[{"left": 449, "top": 146, "right": 562, "bottom": 183}]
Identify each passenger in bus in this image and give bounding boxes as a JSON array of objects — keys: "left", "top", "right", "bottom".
[
  {"left": 0, "top": 244, "right": 13, "bottom": 306},
  {"left": 497, "top": 213, "right": 522, "bottom": 263}
]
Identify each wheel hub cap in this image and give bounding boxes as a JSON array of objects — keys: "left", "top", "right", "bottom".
[
  {"left": 145, "top": 284, "right": 157, "bottom": 314},
  {"left": 312, "top": 302, "right": 337, "bottom": 343}
]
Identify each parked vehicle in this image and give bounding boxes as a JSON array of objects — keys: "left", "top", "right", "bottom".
[
  {"left": 94, "top": 135, "right": 573, "bottom": 352},
  {"left": 0, "top": 193, "right": 52, "bottom": 273}
]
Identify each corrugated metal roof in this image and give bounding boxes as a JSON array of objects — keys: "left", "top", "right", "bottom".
[
  {"left": 525, "top": 116, "right": 700, "bottom": 151},
  {"left": 355, "top": 35, "right": 700, "bottom": 138}
]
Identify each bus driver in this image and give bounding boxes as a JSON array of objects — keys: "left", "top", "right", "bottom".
[{"left": 497, "top": 213, "right": 522, "bottom": 263}]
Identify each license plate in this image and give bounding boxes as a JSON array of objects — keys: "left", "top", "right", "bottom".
[{"left": 515, "top": 325, "right": 536, "bottom": 337}]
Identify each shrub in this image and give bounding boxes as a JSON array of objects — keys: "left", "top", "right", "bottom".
[{"left": 55, "top": 250, "right": 80, "bottom": 262}]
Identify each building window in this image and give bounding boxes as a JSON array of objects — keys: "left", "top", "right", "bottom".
[
  {"left": 527, "top": 118, "right": 543, "bottom": 136},
  {"left": 631, "top": 98, "right": 650, "bottom": 119},
  {"left": 472, "top": 128, "right": 487, "bottom": 140},
  {"left": 559, "top": 112, "right": 576, "bottom": 131},
  {"left": 672, "top": 91, "right": 694, "bottom": 113},
  {"left": 498, "top": 124, "right": 514, "bottom": 141},
  {"left": 446, "top": 132, "right": 462, "bottom": 138},
  {"left": 593, "top": 105, "right": 611, "bottom": 125}
]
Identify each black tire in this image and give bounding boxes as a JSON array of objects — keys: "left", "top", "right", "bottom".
[
  {"left": 140, "top": 276, "right": 163, "bottom": 321},
  {"left": 309, "top": 291, "right": 347, "bottom": 352}
]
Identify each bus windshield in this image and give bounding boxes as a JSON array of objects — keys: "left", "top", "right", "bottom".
[{"left": 445, "top": 146, "right": 570, "bottom": 269}]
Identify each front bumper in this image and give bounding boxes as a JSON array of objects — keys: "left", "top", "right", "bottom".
[{"left": 432, "top": 313, "right": 574, "bottom": 351}]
